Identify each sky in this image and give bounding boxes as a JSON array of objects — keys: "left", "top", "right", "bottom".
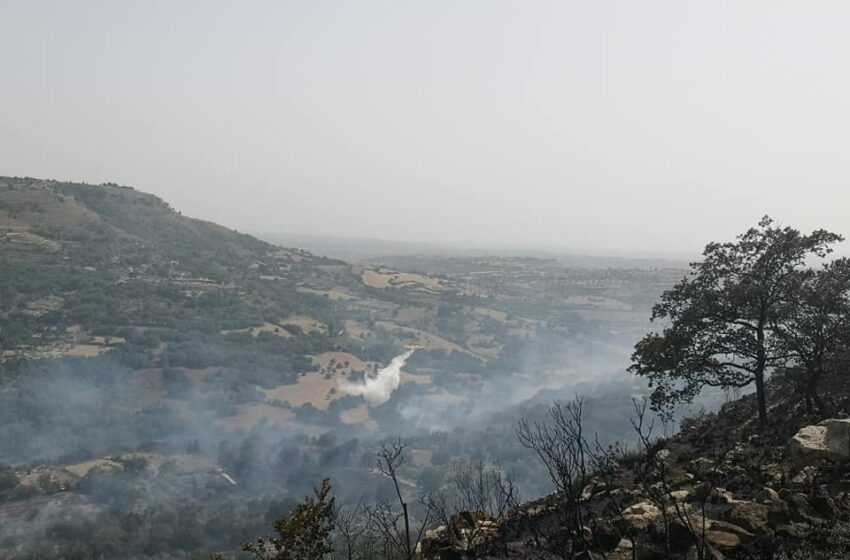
[{"left": 2, "top": 1, "right": 849, "bottom": 255}]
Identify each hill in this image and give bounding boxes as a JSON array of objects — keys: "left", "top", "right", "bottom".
[{"left": 0, "top": 177, "right": 685, "bottom": 558}]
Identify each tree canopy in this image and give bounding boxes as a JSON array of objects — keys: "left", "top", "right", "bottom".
[{"left": 630, "top": 216, "right": 844, "bottom": 426}]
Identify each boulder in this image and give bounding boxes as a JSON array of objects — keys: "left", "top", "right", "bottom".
[
  {"left": 824, "top": 418, "right": 850, "bottom": 457},
  {"left": 789, "top": 425, "right": 830, "bottom": 467},
  {"left": 620, "top": 502, "right": 662, "bottom": 531},
  {"left": 726, "top": 501, "right": 771, "bottom": 536},
  {"left": 774, "top": 522, "right": 813, "bottom": 539},
  {"left": 669, "top": 490, "right": 690, "bottom": 502},
  {"left": 670, "top": 517, "right": 754, "bottom": 554},
  {"left": 789, "top": 419, "right": 850, "bottom": 467},
  {"left": 703, "top": 519, "right": 755, "bottom": 553}
]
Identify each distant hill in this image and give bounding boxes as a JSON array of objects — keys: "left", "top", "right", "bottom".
[
  {"left": 257, "top": 231, "right": 691, "bottom": 269},
  {"left": 0, "top": 177, "right": 338, "bottom": 354}
]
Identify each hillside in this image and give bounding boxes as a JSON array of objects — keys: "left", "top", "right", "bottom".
[
  {"left": 419, "top": 371, "right": 850, "bottom": 560},
  {"left": 0, "top": 177, "right": 687, "bottom": 558}
]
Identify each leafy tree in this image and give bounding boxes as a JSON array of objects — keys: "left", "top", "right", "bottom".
[
  {"left": 630, "top": 217, "right": 842, "bottom": 426},
  {"left": 774, "top": 258, "right": 850, "bottom": 413},
  {"left": 241, "top": 479, "right": 335, "bottom": 560}
]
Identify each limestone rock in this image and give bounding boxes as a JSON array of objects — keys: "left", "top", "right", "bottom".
[
  {"left": 789, "top": 425, "right": 830, "bottom": 467},
  {"left": 620, "top": 502, "right": 662, "bottom": 531}
]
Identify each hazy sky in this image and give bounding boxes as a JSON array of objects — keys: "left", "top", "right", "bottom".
[{"left": 2, "top": 1, "right": 850, "bottom": 254}]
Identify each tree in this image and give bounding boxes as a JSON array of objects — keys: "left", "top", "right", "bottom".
[
  {"left": 630, "top": 217, "right": 842, "bottom": 427},
  {"left": 516, "top": 399, "right": 594, "bottom": 556},
  {"left": 369, "top": 440, "right": 432, "bottom": 560},
  {"left": 773, "top": 258, "right": 850, "bottom": 413},
  {"left": 375, "top": 440, "right": 413, "bottom": 560},
  {"left": 242, "top": 479, "right": 335, "bottom": 560}
]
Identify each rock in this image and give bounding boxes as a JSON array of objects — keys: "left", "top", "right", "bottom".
[
  {"left": 789, "top": 425, "right": 831, "bottom": 467},
  {"left": 670, "top": 490, "right": 690, "bottom": 502},
  {"left": 424, "top": 525, "right": 448, "bottom": 541},
  {"left": 667, "top": 471, "right": 696, "bottom": 487},
  {"left": 727, "top": 501, "right": 771, "bottom": 536},
  {"left": 790, "top": 465, "right": 819, "bottom": 487},
  {"left": 774, "top": 522, "right": 813, "bottom": 539},
  {"left": 789, "top": 419, "right": 850, "bottom": 467},
  {"left": 607, "top": 538, "right": 634, "bottom": 560},
  {"left": 692, "top": 483, "right": 734, "bottom": 504},
  {"left": 767, "top": 499, "right": 793, "bottom": 528},
  {"left": 621, "top": 502, "right": 662, "bottom": 531},
  {"left": 581, "top": 480, "right": 607, "bottom": 501},
  {"left": 824, "top": 418, "right": 850, "bottom": 457},
  {"left": 703, "top": 519, "right": 755, "bottom": 553},
  {"left": 785, "top": 492, "right": 828, "bottom": 525},
  {"left": 622, "top": 502, "right": 661, "bottom": 531},
  {"left": 711, "top": 488, "right": 736, "bottom": 505},
  {"left": 825, "top": 481, "right": 850, "bottom": 509},
  {"left": 755, "top": 487, "right": 780, "bottom": 504},
  {"left": 810, "top": 489, "right": 839, "bottom": 520},
  {"left": 670, "top": 517, "right": 754, "bottom": 553},
  {"left": 689, "top": 457, "right": 716, "bottom": 476}
]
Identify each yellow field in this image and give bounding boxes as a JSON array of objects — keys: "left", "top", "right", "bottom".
[
  {"left": 340, "top": 404, "right": 378, "bottom": 432},
  {"left": 362, "top": 268, "right": 441, "bottom": 292}
]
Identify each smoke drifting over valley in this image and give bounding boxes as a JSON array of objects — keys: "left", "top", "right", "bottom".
[{"left": 340, "top": 348, "right": 416, "bottom": 406}]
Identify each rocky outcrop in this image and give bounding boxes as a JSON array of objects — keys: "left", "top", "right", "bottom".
[
  {"left": 789, "top": 425, "right": 831, "bottom": 466},
  {"left": 421, "top": 411, "right": 850, "bottom": 560},
  {"left": 789, "top": 418, "right": 850, "bottom": 466}
]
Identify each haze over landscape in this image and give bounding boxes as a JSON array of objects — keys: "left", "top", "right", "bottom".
[
  {"left": 3, "top": 1, "right": 850, "bottom": 253},
  {"left": 4, "top": 3, "right": 850, "bottom": 560}
]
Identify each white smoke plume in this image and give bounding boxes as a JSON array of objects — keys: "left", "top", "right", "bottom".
[{"left": 340, "top": 349, "right": 415, "bottom": 405}]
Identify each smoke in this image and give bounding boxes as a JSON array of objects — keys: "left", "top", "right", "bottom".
[{"left": 340, "top": 349, "right": 415, "bottom": 405}]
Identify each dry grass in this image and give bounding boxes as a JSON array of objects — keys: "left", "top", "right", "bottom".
[
  {"left": 362, "top": 268, "right": 441, "bottom": 292},
  {"left": 296, "top": 286, "right": 358, "bottom": 301},
  {"left": 281, "top": 315, "right": 327, "bottom": 335},
  {"left": 375, "top": 321, "right": 486, "bottom": 361},
  {"left": 340, "top": 404, "right": 378, "bottom": 432},
  {"left": 221, "top": 321, "right": 293, "bottom": 338},
  {"left": 395, "top": 306, "right": 429, "bottom": 323},
  {"left": 263, "top": 351, "right": 430, "bottom": 411}
]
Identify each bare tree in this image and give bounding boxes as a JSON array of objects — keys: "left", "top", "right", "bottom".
[
  {"left": 373, "top": 439, "right": 432, "bottom": 560},
  {"left": 334, "top": 498, "right": 368, "bottom": 560},
  {"left": 516, "top": 398, "right": 594, "bottom": 557},
  {"left": 423, "top": 460, "right": 518, "bottom": 553}
]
